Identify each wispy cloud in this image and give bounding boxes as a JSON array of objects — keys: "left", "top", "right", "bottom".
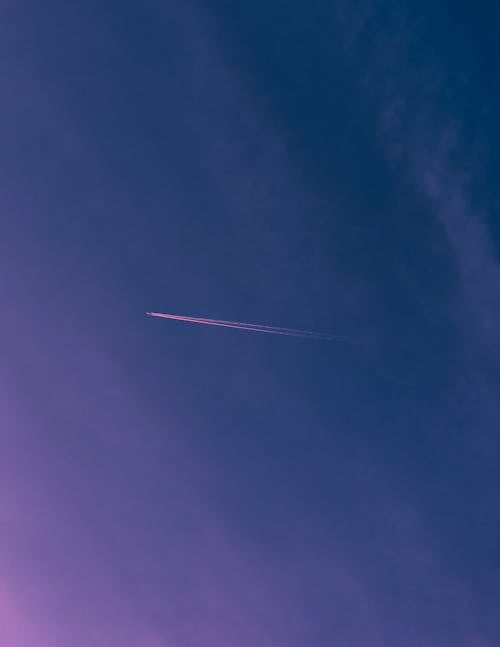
[{"left": 334, "top": 0, "right": 500, "bottom": 351}]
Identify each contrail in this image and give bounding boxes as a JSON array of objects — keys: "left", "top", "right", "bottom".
[{"left": 146, "top": 312, "right": 348, "bottom": 341}]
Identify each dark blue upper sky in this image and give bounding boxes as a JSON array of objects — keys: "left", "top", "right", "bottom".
[{"left": 1, "top": 1, "right": 499, "bottom": 645}]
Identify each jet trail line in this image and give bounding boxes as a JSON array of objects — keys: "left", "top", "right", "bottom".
[{"left": 146, "top": 312, "right": 349, "bottom": 341}]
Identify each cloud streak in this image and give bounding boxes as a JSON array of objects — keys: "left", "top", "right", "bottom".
[
  {"left": 334, "top": 0, "right": 500, "bottom": 350},
  {"left": 146, "top": 311, "right": 348, "bottom": 340}
]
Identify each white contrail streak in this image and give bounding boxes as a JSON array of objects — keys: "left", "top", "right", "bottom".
[{"left": 146, "top": 312, "right": 347, "bottom": 341}]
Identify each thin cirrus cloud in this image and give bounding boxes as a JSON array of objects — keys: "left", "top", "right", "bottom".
[
  {"left": 335, "top": 0, "right": 500, "bottom": 455},
  {"left": 335, "top": 0, "right": 500, "bottom": 351}
]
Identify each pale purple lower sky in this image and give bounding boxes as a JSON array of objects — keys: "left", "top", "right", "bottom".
[{"left": 0, "top": 252, "right": 487, "bottom": 645}]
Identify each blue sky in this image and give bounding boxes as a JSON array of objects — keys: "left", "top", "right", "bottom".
[{"left": 1, "top": 1, "right": 499, "bottom": 645}]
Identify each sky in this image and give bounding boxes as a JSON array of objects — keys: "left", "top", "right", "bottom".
[{"left": 1, "top": 1, "right": 499, "bottom": 645}]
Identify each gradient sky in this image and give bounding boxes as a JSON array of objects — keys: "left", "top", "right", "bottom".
[{"left": 1, "top": 1, "right": 500, "bottom": 645}]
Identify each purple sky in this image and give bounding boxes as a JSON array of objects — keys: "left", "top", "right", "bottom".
[{"left": 1, "top": 1, "right": 500, "bottom": 645}]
